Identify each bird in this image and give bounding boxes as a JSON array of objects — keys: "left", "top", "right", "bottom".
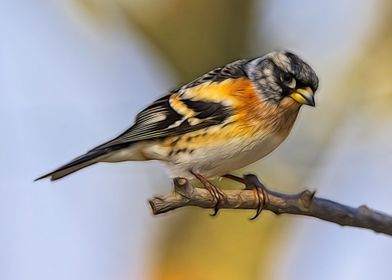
[{"left": 36, "top": 50, "right": 319, "bottom": 217}]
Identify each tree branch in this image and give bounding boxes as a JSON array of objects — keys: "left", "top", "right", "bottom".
[{"left": 149, "top": 175, "right": 392, "bottom": 236}]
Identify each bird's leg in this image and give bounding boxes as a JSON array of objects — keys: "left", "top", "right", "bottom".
[
  {"left": 223, "top": 173, "right": 268, "bottom": 220},
  {"left": 191, "top": 171, "right": 226, "bottom": 216},
  {"left": 222, "top": 173, "right": 246, "bottom": 184}
]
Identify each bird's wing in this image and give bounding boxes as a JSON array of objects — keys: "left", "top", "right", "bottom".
[{"left": 91, "top": 59, "right": 249, "bottom": 151}]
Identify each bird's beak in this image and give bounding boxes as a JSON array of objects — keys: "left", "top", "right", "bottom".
[{"left": 289, "top": 87, "right": 315, "bottom": 107}]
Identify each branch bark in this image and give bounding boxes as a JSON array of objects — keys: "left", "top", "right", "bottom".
[{"left": 149, "top": 175, "right": 392, "bottom": 236}]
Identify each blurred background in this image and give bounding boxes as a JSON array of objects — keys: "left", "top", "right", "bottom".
[{"left": 1, "top": 0, "right": 392, "bottom": 279}]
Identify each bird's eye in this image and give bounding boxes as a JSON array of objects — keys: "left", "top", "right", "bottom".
[{"left": 281, "top": 72, "right": 296, "bottom": 88}]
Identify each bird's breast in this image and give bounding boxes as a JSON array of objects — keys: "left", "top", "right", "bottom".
[
  {"left": 142, "top": 92, "right": 302, "bottom": 178},
  {"left": 142, "top": 123, "right": 293, "bottom": 179}
]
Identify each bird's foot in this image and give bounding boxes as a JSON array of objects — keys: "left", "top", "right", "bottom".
[
  {"left": 243, "top": 174, "right": 268, "bottom": 220},
  {"left": 223, "top": 173, "right": 268, "bottom": 220},
  {"left": 192, "top": 172, "right": 226, "bottom": 216}
]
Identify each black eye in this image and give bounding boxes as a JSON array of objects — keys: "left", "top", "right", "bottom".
[
  {"left": 281, "top": 72, "right": 292, "bottom": 83},
  {"left": 280, "top": 72, "right": 296, "bottom": 89}
]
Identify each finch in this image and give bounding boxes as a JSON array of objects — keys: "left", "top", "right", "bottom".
[{"left": 36, "top": 51, "right": 319, "bottom": 216}]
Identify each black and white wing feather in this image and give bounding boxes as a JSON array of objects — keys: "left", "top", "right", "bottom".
[
  {"left": 92, "top": 94, "right": 230, "bottom": 151},
  {"left": 91, "top": 58, "right": 249, "bottom": 151}
]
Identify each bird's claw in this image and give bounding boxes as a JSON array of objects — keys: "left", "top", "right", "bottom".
[
  {"left": 207, "top": 186, "right": 226, "bottom": 216},
  {"left": 191, "top": 171, "right": 226, "bottom": 216},
  {"left": 243, "top": 174, "right": 268, "bottom": 220}
]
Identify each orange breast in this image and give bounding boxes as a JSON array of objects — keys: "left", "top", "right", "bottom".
[{"left": 160, "top": 78, "right": 301, "bottom": 155}]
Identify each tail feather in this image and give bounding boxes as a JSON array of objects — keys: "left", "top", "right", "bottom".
[{"left": 35, "top": 149, "right": 107, "bottom": 181}]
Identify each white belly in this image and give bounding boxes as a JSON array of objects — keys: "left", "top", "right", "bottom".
[{"left": 158, "top": 133, "right": 287, "bottom": 179}]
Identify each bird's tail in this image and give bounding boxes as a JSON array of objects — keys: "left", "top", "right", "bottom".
[{"left": 35, "top": 149, "right": 108, "bottom": 181}]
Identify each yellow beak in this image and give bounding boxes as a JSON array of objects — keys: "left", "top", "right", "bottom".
[{"left": 289, "top": 87, "right": 315, "bottom": 107}]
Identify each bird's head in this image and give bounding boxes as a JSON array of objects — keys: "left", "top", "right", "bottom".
[{"left": 246, "top": 51, "right": 319, "bottom": 106}]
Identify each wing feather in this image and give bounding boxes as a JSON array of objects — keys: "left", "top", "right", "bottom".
[{"left": 89, "top": 59, "right": 249, "bottom": 151}]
